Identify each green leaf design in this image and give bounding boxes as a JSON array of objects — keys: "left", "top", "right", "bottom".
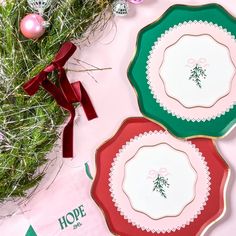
[
  {"left": 85, "top": 162, "right": 93, "bottom": 180},
  {"left": 153, "top": 174, "right": 170, "bottom": 198},
  {"left": 189, "top": 64, "right": 207, "bottom": 88}
]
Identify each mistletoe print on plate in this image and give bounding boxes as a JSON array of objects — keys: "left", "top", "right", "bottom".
[
  {"left": 91, "top": 117, "right": 229, "bottom": 236},
  {"left": 128, "top": 4, "right": 236, "bottom": 138}
]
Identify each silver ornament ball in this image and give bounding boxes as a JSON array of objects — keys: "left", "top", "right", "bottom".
[
  {"left": 112, "top": 0, "right": 129, "bottom": 17},
  {"left": 27, "top": 0, "right": 52, "bottom": 14}
]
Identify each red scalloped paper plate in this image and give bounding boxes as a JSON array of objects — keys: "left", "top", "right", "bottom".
[{"left": 91, "top": 117, "right": 230, "bottom": 236}]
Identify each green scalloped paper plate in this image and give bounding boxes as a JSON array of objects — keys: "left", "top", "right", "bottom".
[{"left": 128, "top": 4, "right": 236, "bottom": 139}]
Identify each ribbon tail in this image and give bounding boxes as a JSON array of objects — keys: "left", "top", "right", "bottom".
[
  {"left": 59, "top": 69, "right": 79, "bottom": 103},
  {"left": 62, "top": 114, "right": 75, "bottom": 158},
  {"left": 41, "top": 79, "right": 75, "bottom": 158},
  {"left": 78, "top": 82, "right": 97, "bottom": 120}
]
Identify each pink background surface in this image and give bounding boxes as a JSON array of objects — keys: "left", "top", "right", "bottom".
[{"left": 0, "top": 0, "right": 236, "bottom": 235}]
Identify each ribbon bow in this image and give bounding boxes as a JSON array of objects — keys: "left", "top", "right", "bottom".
[
  {"left": 186, "top": 58, "right": 208, "bottom": 68},
  {"left": 23, "top": 42, "right": 97, "bottom": 158}
]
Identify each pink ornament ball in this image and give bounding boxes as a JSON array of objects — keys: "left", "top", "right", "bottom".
[
  {"left": 20, "top": 13, "right": 46, "bottom": 39},
  {"left": 128, "top": 0, "right": 144, "bottom": 4}
]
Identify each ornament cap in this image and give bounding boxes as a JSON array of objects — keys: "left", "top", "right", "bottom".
[
  {"left": 112, "top": 0, "right": 129, "bottom": 17},
  {"left": 27, "top": 0, "right": 52, "bottom": 14}
]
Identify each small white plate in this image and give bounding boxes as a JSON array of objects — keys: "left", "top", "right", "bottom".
[
  {"left": 160, "top": 34, "right": 235, "bottom": 108},
  {"left": 122, "top": 143, "right": 197, "bottom": 220}
]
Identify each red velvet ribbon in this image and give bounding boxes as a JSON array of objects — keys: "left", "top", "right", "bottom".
[{"left": 23, "top": 42, "right": 97, "bottom": 158}]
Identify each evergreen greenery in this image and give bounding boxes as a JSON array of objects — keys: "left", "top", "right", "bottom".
[
  {"left": 0, "top": 0, "right": 112, "bottom": 200},
  {"left": 189, "top": 64, "right": 207, "bottom": 88},
  {"left": 153, "top": 174, "right": 170, "bottom": 198}
]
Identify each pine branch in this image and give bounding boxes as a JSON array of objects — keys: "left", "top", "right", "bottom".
[
  {"left": 153, "top": 175, "right": 170, "bottom": 199},
  {"left": 189, "top": 64, "right": 207, "bottom": 88},
  {"left": 0, "top": 0, "right": 112, "bottom": 201}
]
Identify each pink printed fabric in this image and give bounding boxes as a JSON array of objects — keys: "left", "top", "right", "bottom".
[
  {"left": 0, "top": 210, "right": 30, "bottom": 236},
  {"left": 20, "top": 166, "right": 111, "bottom": 236},
  {"left": 0, "top": 0, "right": 236, "bottom": 235}
]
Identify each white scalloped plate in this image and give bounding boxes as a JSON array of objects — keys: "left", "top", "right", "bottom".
[
  {"left": 109, "top": 130, "right": 210, "bottom": 233},
  {"left": 122, "top": 143, "right": 197, "bottom": 220}
]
